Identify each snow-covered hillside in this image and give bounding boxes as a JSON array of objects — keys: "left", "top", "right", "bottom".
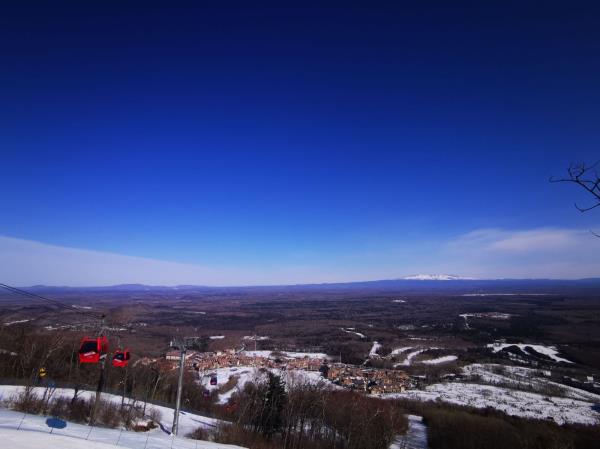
[
  {"left": 487, "top": 342, "right": 573, "bottom": 364},
  {"left": 0, "top": 408, "right": 246, "bottom": 449},
  {"left": 199, "top": 366, "right": 331, "bottom": 405},
  {"left": 381, "top": 363, "right": 600, "bottom": 425},
  {"left": 0, "top": 386, "right": 246, "bottom": 449}
]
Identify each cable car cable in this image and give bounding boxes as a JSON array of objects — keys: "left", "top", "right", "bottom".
[
  {"left": 0, "top": 283, "right": 170, "bottom": 370},
  {"left": 0, "top": 283, "right": 105, "bottom": 319},
  {"left": 0, "top": 283, "right": 136, "bottom": 334}
]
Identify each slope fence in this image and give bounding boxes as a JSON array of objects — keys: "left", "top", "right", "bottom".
[
  {"left": 0, "top": 377, "right": 219, "bottom": 420},
  {"left": 0, "top": 408, "right": 242, "bottom": 449}
]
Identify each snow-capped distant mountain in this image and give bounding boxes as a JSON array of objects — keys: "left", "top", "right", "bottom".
[{"left": 403, "top": 274, "right": 472, "bottom": 281}]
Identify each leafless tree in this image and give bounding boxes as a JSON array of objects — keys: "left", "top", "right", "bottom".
[
  {"left": 551, "top": 161, "right": 600, "bottom": 236},
  {"left": 551, "top": 161, "right": 600, "bottom": 212}
]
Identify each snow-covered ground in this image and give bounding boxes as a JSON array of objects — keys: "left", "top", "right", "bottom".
[
  {"left": 341, "top": 328, "right": 366, "bottom": 338},
  {"left": 2, "top": 319, "right": 31, "bottom": 326},
  {"left": 242, "top": 335, "right": 269, "bottom": 341},
  {"left": 395, "top": 350, "right": 427, "bottom": 367},
  {"left": 389, "top": 347, "right": 455, "bottom": 366},
  {"left": 487, "top": 343, "right": 573, "bottom": 364},
  {"left": 421, "top": 355, "right": 457, "bottom": 365},
  {"left": 282, "top": 351, "right": 329, "bottom": 359},
  {"left": 238, "top": 350, "right": 272, "bottom": 358},
  {"left": 0, "top": 386, "right": 222, "bottom": 438},
  {"left": 209, "top": 336, "right": 225, "bottom": 340},
  {"left": 369, "top": 342, "right": 382, "bottom": 357},
  {"left": 460, "top": 313, "right": 511, "bottom": 330},
  {"left": 0, "top": 427, "right": 123, "bottom": 449},
  {"left": 0, "top": 408, "right": 246, "bottom": 449},
  {"left": 382, "top": 363, "right": 600, "bottom": 425},
  {"left": 460, "top": 314, "right": 472, "bottom": 329},
  {"left": 0, "top": 349, "right": 18, "bottom": 356},
  {"left": 390, "top": 347, "right": 413, "bottom": 356},
  {"left": 394, "top": 348, "right": 441, "bottom": 367},
  {"left": 383, "top": 382, "right": 599, "bottom": 425},
  {"left": 460, "top": 313, "right": 511, "bottom": 320},
  {"left": 198, "top": 366, "right": 331, "bottom": 405},
  {"left": 198, "top": 366, "right": 256, "bottom": 404},
  {"left": 389, "top": 415, "right": 427, "bottom": 449},
  {"left": 463, "top": 364, "right": 600, "bottom": 402},
  {"left": 239, "top": 350, "right": 330, "bottom": 360}
]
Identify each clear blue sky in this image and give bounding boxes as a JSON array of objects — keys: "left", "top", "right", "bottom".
[{"left": 1, "top": 1, "right": 600, "bottom": 285}]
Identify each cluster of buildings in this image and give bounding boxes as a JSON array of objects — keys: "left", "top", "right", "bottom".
[
  {"left": 326, "top": 364, "right": 411, "bottom": 393},
  {"left": 165, "top": 349, "right": 326, "bottom": 372},
  {"left": 164, "top": 348, "right": 412, "bottom": 395}
]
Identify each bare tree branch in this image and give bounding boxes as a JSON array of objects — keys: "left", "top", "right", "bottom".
[
  {"left": 552, "top": 161, "right": 600, "bottom": 237},
  {"left": 551, "top": 161, "right": 600, "bottom": 213}
]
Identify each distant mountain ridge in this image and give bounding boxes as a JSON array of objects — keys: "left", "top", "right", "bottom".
[{"left": 18, "top": 277, "right": 600, "bottom": 295}]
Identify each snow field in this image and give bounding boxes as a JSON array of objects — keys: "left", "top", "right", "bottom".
[
  {"left": 487, "top": 343, "right": 573, "bottom": 364},
  {"left": 2, "top": 319, "right": 31, "bottom": 326},
  {"left": 369, "top": 342, "right": 382, "bottom": 357},
  {"left": 0, "top": 385, "right": 222, "bottom": 438},
  {"left": 198, "top": 366, "right": 332, "bottom": 405},
  {"left": 389, "top": 415, "right": 427, "bottom": 449},
  {"left": 463, "top": 364, "right": 600, "bottom": 402},
  {"left": 384, "top": 381, "right": 599, "bottom": 425},
  {"left": 421, "top": 355, "right": 457, "bottom": 365},
  {"left": 390, "top": 347, "right": 413, "bottom": 356},
  {"left": 382, "top": 363, "right": 600, "bottom": 425},
  {"left": 239, "top": 350, "right": 330, "bottom": 360},
  {"left": 242, "top": 336, "right": 269, "bottom": 341},
  {"left": 0, "top": 409, "right": 246, "bottom": 449},
  {"left": 341, "top": 328, "right": 366, "bottom": 338}
]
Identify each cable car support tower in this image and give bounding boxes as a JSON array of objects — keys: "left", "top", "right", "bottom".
[{"left": 170, "top": 337, "right": 187, "bottom": 436}]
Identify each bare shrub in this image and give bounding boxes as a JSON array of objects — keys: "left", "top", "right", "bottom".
[
  {"left": 68, "top": 398, "right": 91, "bottom": 422},
  {"left": 213, "top": 423, "right": 281, "bottom": 449},
  {"left": 119, "top": 403, "right": 137, "bottom": 428},
  {"left": 147, "top": 406, "right": 162, "bottom": 424},
  {"left": 97, "top": 400, "right": 121, "bottom": 428},
  {"left": 46, "top": 395, "right": 91, "bottom": 423},
  {"left": 10, "top": 388, "right": 95, "bottom": 424},
  {"left": 48, "top": 396, "right": 71, "bottom": 419},
  {"left": 11, "top": 388, "right": 44, "bottom": 414},
  {"left": 187, "top": 426, "right": 210, "bottom": 440},
  {"left": 218, "top": 375, "right": 239, "bottom": 394}
]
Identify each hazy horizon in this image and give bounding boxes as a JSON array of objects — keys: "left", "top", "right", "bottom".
[{"left": 3, "top": 226, "right": 600, "bottom": 287}]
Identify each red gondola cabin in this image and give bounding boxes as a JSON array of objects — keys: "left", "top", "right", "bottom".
[
  {"left": 78, "top": 336, "right": 108, "bottom": 364},
  {"left": 112, "top": 349, "right": 131, "bottom": 367}
]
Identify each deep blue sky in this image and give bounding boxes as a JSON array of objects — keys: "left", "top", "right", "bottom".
[{"left": 1, "top": 1, "right": 600, "bottom": 284}]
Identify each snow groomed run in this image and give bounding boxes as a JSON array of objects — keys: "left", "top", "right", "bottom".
[
  {"left": 389, "top": 415, "right": 428, "bottom": 449},
  {"left": 0, "top": 408, "right": 245, "bottom": 449}
]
